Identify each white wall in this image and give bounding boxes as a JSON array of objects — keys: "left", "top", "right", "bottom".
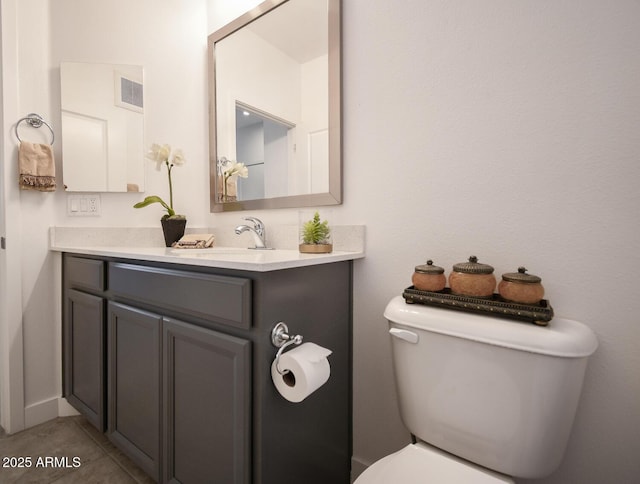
[
  {"left": 0, "top": 0, "right": 26, "bottom": 434},
  {"left": 343, "top": 1, "right": 640, "bottom": 483},
  {"left": 2, "top": 0, "right": 638, "bottom": 482},
  {"left": 3, "top": 0, "right": 213, "bottom": 429},
  {"left": 10, "top": 0, "right": 58, "bottom": 427},
  {"left": 50, "top": 0, "right": 211, "bottom": 229}
]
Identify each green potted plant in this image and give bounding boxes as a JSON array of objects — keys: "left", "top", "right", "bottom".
[
  {"left": 134, "top": 143, "right": 187, "bottom": 247},
  {"left": 299, "top": 211, "right": 332, "bottom": 253}
]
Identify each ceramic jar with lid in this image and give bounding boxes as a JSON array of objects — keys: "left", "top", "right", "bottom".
[
  {"left": 449, "top": 256, "right": 496, "bottom": 297},
  {"left": 412, "top": 260, "right": 446, "bottom": 292},
  {"left": 498, "top": 267, "right": 545, "bottom": 304}
]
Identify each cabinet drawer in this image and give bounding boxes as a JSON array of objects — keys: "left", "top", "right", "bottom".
[
  {"left": 109, "top": 263, "right": 251, "bottom": 329},
  {"left": 65, "top": 255, "right": 105, "bottom": 292}
]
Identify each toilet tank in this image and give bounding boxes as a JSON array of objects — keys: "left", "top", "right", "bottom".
[{"left": 384, "top": 296, "right": 598, "bottom": 479}]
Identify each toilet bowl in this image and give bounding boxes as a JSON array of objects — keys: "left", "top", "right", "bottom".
[
  {"left": 355, "top": 296, "right": 598, "bottom": 482},
  {"left": 356, "top": 443, "right": 513, "bottom": 483}
]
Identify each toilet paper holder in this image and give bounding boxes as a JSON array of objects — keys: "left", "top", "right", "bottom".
[{"left": 271, "top": 322, "right": 303, "bottom": 375}]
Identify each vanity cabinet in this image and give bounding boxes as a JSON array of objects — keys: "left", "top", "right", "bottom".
[{"left": 62, "top": 253, "right": 352, "bottom": 484}]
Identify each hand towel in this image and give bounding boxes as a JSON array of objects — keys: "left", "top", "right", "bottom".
[
  {"left": 19, "top": 141, "right": 56, "bottom": 191},
  {"left": 172, "top": 234, "right": 216, "bottom": 249}
]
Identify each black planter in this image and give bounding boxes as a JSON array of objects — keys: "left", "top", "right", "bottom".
[{"left": 161, "top": 217, "right": 187, "bottom": 247}]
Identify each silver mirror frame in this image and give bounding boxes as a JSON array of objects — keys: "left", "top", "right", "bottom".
[{"left": 208, "top": 0, "right": 341, "bottom": 212}]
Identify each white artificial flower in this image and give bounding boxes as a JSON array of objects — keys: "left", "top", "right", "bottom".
[
  {"left": 171, "top": 149, "right": 186, "bottom": 166},
  {"left": 235, "top": 162, "right": 249, "bottom": 178},
  {"left": 147, "top": 143, "right": 162, "bottom": 160},
  {"left": 135, "top": 143, "right": 186, "bottom": 217},
  {"left": 147, "top": 143, "right": 172, "bottom": 170},
  {"left": 224, "top": 161, "right": 249, "bottom": 178}
]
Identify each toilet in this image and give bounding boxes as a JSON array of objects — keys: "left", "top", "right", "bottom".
[{"left": 356, "top": 296, "right": 598, "bottom": 483}]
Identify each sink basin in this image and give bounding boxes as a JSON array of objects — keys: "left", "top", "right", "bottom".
[{"left": 169, "top": 247, "right": 254, "bottom": 255}]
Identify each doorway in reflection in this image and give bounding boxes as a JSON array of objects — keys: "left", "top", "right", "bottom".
[{"left": 235, "top": 103, "right": 294, "bottom": 200}]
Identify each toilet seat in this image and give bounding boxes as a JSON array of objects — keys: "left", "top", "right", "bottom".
[{"left": 355, "top": 443, "right": 514, "bottom": 483}]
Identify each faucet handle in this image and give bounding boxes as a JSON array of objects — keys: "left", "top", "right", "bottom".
[
  {"left": 243, "top": 217, "right": 264, "bottom": 234},
  {"left": 243, "top": 216, "right": 262, "bottom": 225}
]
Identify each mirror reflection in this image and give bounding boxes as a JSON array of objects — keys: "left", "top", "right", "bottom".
[
  {"left": 234, "top": 101, "right": 297, "bottom": 201},
  {"left": 209, "top": 0, "right": 341, "bottom": 211},
  {"left": 60, "top": 62, "right": 145, "bottom": 192}
]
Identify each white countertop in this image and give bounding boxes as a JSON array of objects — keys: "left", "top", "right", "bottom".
[
  {"left": 50, "top": 244, "right": 364, "bottom": 272},
  {"left": 49, "top": 225, "right": 365, "bottom": 271}
]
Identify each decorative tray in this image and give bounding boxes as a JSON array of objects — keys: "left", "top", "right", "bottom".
[{"left": 402, "top": 286, "right": 554, "bottom": 326}]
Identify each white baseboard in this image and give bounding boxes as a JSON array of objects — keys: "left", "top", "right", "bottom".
[
  {"left": 58, "top": 397, "right": 80, "bottom": 417},
  {"left": 24, "top": 397, "right": 59, "bottom": 428},
  {"left": 351, "top": 456, "right": 370, "bottom": 482},
  {"left": 24, "top": 397, "right": 79, "bottom": 429}
]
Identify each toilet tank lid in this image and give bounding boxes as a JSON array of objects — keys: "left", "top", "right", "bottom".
[{"left": 384, "top": 296, "right": 598, "bottom": 358}]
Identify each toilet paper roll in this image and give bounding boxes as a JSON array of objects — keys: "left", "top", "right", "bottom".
[{"left": 271, "top": 342, "right": 332, "bottom": 403}]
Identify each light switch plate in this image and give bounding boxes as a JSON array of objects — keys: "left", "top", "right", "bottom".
[{"left": 67, "top": 194, "right": 101, "bottom": 216}]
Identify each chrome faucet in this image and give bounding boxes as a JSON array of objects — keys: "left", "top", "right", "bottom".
[{"left": 235, "top": 217, "right": 271, "bottom": 249}]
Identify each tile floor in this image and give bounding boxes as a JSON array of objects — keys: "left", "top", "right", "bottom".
[{"left": 0, "top": 416, "right": 154, "bottom": 483}]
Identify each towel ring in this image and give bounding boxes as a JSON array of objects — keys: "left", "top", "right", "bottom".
[{"left": 15, "top": 113, "right": 55, "bottom": 145}]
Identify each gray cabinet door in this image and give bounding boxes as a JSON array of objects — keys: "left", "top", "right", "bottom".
[
  {"left": 107, "top": 302, "right": 162, "bottom": 482},
  {"left": 64, "top": 289, "right": 105, "bottom": 431},
  {"left": 163, "top": 318, "right": 251, "bottom": 484}
]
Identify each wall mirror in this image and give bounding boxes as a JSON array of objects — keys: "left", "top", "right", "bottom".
[
  {"left": 209, "top": 0, "right": 341, "bottom": 212},
  {"left": 60, "top": 62, "right": 145, "bottom": 192}
]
